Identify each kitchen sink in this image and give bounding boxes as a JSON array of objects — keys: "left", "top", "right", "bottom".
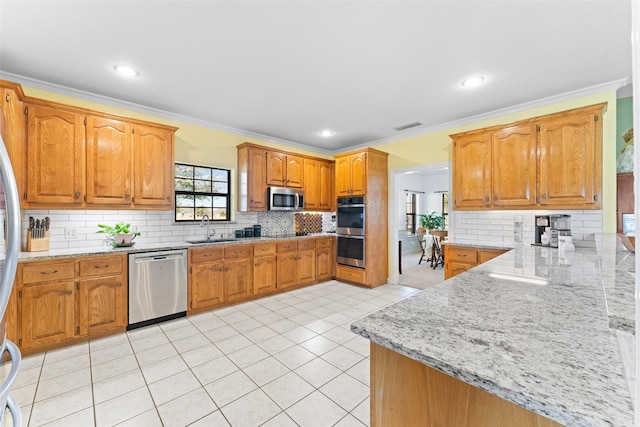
[{"left": 185, "top": 238, "right": 239, "bottom": 244}]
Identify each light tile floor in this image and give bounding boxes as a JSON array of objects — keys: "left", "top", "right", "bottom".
[{"left": 7, "top": 280, "right": 420, "bottom": 426}]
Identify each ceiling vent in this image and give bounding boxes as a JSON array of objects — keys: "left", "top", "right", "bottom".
[{"left": 393, "top": 121, "right": 422, "bottom": 131}]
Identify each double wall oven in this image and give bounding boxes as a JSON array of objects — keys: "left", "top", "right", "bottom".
[{"left": 336, "top": 196, "right": 365, "bottom": 268}]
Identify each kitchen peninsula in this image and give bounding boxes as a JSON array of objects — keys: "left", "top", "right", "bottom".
[{"left": 352, "top": 237, "right": 634, "bottom": 427}]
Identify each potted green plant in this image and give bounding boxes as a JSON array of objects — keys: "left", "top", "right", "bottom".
[
  {"left": 97, "top": 221, "right": 141, "bottom": 247},
  {"left": 418, "top": 212, "right": 445, "bottom": 232}
]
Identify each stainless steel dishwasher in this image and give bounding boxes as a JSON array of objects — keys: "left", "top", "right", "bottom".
[{"left": 128, "top": 249, "right": 188, "bottom": 330}]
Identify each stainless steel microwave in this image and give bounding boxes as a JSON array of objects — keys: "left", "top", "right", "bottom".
[{"left": 268, "top": 187, "right": 304, "bottom": 211}]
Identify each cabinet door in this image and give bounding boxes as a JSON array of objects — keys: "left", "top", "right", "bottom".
[
  {"left": 248, "top": 148, "right": 268, "bottom": 210},
  {"left": 277, "top": 252, "right": 298, "bottom": 290},
  {"left": 253, "top": 255, "right": 277, "bottom": 295},
  {"left": 224, "top": 258, "right": 252, "bottom": 302},
  {"left": 315, "top": 247, "right": 333, "bottom": 281},
  {"left": 133, "top": 124, "right": 174, "bottom": 207},
  {"left": 303, "top": 158, "right": 319, "bottom": 209},
  {"left": 452, "top": 132, "right": 492, "bottom": 208},
  {"left": 21, "top": 281, "right": 75, "bottom": 350},
  {"left": 493, "top": 125, "right": 537, "bottom": 207},
  {"left": 78, "top": 275, "right": 126, "bottom": 336},
  {"left": 0, "top": 86, "right": 24, "bottom": 208},
  {"left": 286, "top": 155, "right": 304, "bottom": 188},
  {"left": 318, "top": 160, "right": 334, "bottom": 210},
  {"left": 538, "top": 111, "right": 598, "bottom": 206},
  {"left": 266, "top": 151, "right": 286, "bottom": 186},
  {"left": 335, "top": 156, "right": 352, "bottom": 196},
  {"left": 296, "top": 250, "right": 316, "bottom": 285},
  {"left": 26, "top": 104, "right": 85, "bottom": 205},
  {"left": 86, "top": 116, "right": 132, "bottom": 205},
  {"left": 190, "top": 261, "right": 224, "bottom": 311},
  {"left": 444, "top": 261, "right": 475, "bottom": 280},
  {"left": 349, "top": 153, "right": 367, "bottom": 195}
]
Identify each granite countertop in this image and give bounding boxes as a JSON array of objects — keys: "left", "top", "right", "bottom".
[
  {"left": 12, "top": 233, "right": 336, "bottom": 262},
  {"left": 352, "top": 237, "right": 634, "bottom": 427}
]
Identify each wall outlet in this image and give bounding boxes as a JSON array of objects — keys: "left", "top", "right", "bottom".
[{"left": 65, "top": 228, "right": 79, "bottom": 239}]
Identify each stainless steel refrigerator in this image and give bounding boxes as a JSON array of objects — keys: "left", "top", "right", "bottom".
[{"left": 0, "top": 134, "right": 22, "bottom": 425}]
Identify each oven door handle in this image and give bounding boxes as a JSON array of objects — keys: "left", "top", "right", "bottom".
[{"left": 337, "top": 235, "right": 365, "bottom": 239}]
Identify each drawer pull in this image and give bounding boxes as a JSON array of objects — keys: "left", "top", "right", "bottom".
[
  {"left": 94, "top": 264, "right": 110, "bottom": 269},
  {"left": 458, "top": 253, "right": 466, "bottom": 257},
  {"left": 261, "top": 248, "right": 269, "bottom": 252},
  {"left": 41, "top": 269, "right": 58, "bottom": 275}
]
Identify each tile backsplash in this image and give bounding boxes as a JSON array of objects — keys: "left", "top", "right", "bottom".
[
  {"left": 18, "top": 209, "right": 335, "bottom": 251},
  {"left": 451, "top": 209, "right": 603, "bottom": 248}
]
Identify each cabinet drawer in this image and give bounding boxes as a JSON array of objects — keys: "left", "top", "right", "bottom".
[
  {"left": 297, "top": 239, "right": 315, "bottom": 251},
  {"left": 446, "top": 247, "right": 477, "bottom": 264},
  {"left": 254, "top": 242, "right": 276, "bottom": 256},
  {"left": 224, "top": 244, "right": 253, "bottom": 259},
  {"left": 22, "top": 261, "right": 76, "bottom": 284},
  {"left": 478, "top": 249, "right": 506, "bottom": 264},
  {"left": 277, "top": 240, "right": 297, "bottom": 253},
  {"left": 190, "top": 247, "right": 223, "bottom": 263},
  {"left": 336, "top": 265, "right": 366, "bottom": 284},
  {"left": 315, "top": 237, "right": 333, "bottom": 249},
  {"left": 79, "top": 256, "right": 123, "bottom": 277}
]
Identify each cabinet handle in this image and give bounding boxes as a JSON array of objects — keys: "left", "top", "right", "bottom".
[
  {"left": 117, "top": 282, "right": 122, "bottom": 287},
  {"left": 41, "top": 269, "right": 58, "bottom": 275},
  {"left": 74, "top": 191, "right": 81, "bottom": 199},
  {"left": 541, "top": 194, "right": 547, "bottom": 199},
  {"left": 166, "top": 196, "right": 171, "bottom": 202},
  {"left": 261, "top": 248, "right": 268, "bottom": 252},
  {"left": 125, "top": 193, "right": 130, "bottom": 201},
  {"left": 458, "top": 253, "right": 467, "bottom": 257},
  {"left": 65, "top": 290, "right": 72, "bottom": 295},
  {"left": 5, "top": 94, "right": 9, "bottom": 102},
  {"left": 494, "top": 195, "right": 499, "bottom": 201},
  {"left": 484, "top": 196, "right": 490, "bottom": 202},
  {"left": 94, "top": 264, "right": 109, "bottom": 269}
]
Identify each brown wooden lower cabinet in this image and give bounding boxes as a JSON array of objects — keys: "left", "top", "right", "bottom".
[
  {"left": 15, "top": 254, "right": 127, "bottom": 354},
  {"left": 444, "top": 244, "right": 507, "bottom": 279},
  {"left": 370, "top": 342, "right": 562, "bottom": 427}
]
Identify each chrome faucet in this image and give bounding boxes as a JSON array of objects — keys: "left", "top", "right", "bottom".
[{"left": 200, "top": 215, "right": 214, "bottom": 240}]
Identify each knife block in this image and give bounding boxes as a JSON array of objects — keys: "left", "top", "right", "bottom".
[{"left": 27, "top": 230, "right": 50, "bottom": 252}]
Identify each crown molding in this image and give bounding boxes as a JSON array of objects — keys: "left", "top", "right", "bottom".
[
  {"left": 0, "top": 71, "right": 334, "bottom": 155},
  {"left": 2, "top": 71, "right": 629, "bottom": 156},
  {"left": 345, "top": 77, "right": 631, "bottom": 152}
]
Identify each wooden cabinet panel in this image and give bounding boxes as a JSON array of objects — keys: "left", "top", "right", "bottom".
[
  {"left": 246, "top": 148, "right": 268, "bottom": 210},
  {"left": 22, "top": 260, "right": 75, "bottom": 284},
  {"left": 266, "top": 151, "right": 286, "bottom": 186},
  {"left": 0, "top": 82, "right": 25, "bottom": 208},
  {"left": 336, "top": 264, "right": 366, "bottom": 284},
  {"left": 132, "top": 124, "right": 174, "bottom": 207},
  {"left": 86, "top": 116, "right": 132, "bottom": 205},
  {"left": 318, "top": 160, "right": 334, "bottom": 210},
  {"left": 478, "top": 249, "right": 505, "bottom": 264},
  {"left": 297, "top": 239, "right": 315, "bottom": 251},
  {"left": 254, "top": 242, "right": 276, "bottom": 257},
  {"left": 78, "top": 255, "right": 124, "bottom": 277},
  {"left": 316, "top": 247, "right": 333, "bottom": 281},
  {"left": 78, "top": 275, "right": 126, "bottom": 336},
  {"left": 617, "top": 172, "right": 634, "bottom": 233},
  {"left": 452, "top": 132, "right": 492, "bottom": 208},
  {"left": 224, "top": 258, "right": 252, "bottom": 302},
  {"left": 296, "top": 250, "right": 316, "bottom": 285},
  {"left": 224, "top": 244, "right": 252, "bottom": 260},
  {"left": 26, "top": 104, "right": 85, "bottom": 205},
  {"left": 277, "top": 240, "right": 297, "bottom": 253},
  {"left": 335, "top": 155, "right": 352, "bottom": 196},
  {"left": 445, "top": 261, "right": 474, "bottom": 280},
  {"left": 277, "top": 252, "right": 298, "bottom": 290},
  {"left": 190, "top": 261, "right": 225, "bottom": 310},
  {"left": 253, "top": 255, "right": 277, "bottom": 295},
  {"left": 286, "top": 155, "right": 304, "bottom": 188},
  {"left": 191, "top": 246, "right": 224, "bottom": 264},
  {"left": 446, "top": 247, "right": 477, "bottom": 264},
  {"left": 444, "top": 245, "right": 507, "bottom": 279},
  {"left": 303, "top": 159, "right": 319, "bottom": 209},
  {"left": 492, "top": 124, "right": 537, "bottom": 207},
  {"left": 21, "top": 281, "right": 75, "bottom": 349},
  {"left": 538, "top": 110, "right": 598, "bottom": 206}
]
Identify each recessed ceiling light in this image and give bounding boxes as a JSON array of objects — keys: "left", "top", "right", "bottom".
[
  {"left": 319, "top": 130, "right": 334, "bottom": 137},
  {"left": 461, "top": 75, "right": 485, "bottom": 88},
  {"left": 114, "top": 65, "right": 139, "bottom": 77}
]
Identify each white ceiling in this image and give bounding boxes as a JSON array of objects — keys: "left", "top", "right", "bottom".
[{"left": 0, "top": 0, "right": 632, "bottom": 153}]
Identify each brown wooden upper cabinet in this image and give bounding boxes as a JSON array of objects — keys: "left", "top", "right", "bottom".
[
  {"left": 335, "top": 151, "right": 367, "bottom": 196},
  {"left": 237, "top": 142, "right": 334, "bottom": 212},
  {"left": 451, "top": 103, "right": 604, "bottom": 210},
  {"left": 22, "top": 96, "right": 176, "bottom": 210},
  {"left": 267, "top": 151, "right": 303, "bottom": 188}
]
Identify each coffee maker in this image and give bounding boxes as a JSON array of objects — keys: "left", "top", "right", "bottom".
[
  {"left": 549, "top": 214, "right": 571, "bottom": 248},
  {"left": 534, "top": 214, "right": 571, "bottom": 247}
]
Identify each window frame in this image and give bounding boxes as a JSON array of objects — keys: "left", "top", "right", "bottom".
[{"left": 174, "top": 162, "right": 231, "bottom": 223}]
